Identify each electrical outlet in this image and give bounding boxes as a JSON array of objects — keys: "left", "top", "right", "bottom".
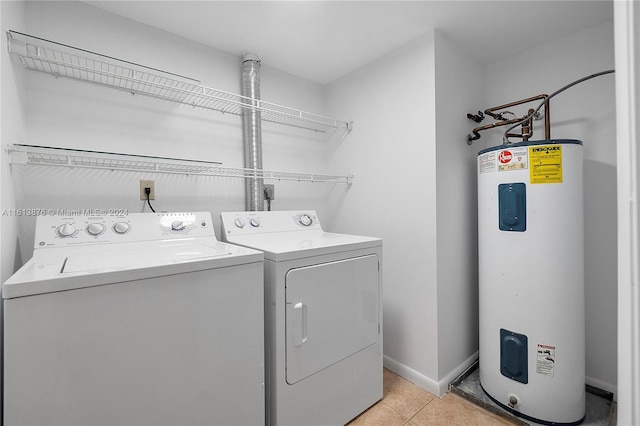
[
  {"left": 140, "top": 180, "right": 155, "bottom": 200},
  {"left": 264, "top": 184, "right": 275, "bottom": 200}
]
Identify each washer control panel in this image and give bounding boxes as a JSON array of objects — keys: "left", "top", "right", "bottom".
[
  {"left": 34, "top": 212, "right": 215, "bottom": 248},
  {"left": 221, "top": 210, "right": 322, "bottom": 237}
]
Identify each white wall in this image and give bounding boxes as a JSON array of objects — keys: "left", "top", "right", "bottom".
[
  {"left": 326, "top": 32, "right": 441, "bottom": 393},
  {"left": 325, "top": 31, "right": 484, "bottom": 396},
  {"left": 433, "top": 31, "right": 483, "bottom": 387},
  {"left": 1, "top": 2, "right": 26, "bottom": 284},
  {"left": 7, "top": 1, "right": 339, "bottom": 262},
  {"left": 1, "top": 0, "right": 27, "bottom": 418},
  {"left": 476, "top": 21, "right": 617, "bottom": 394}
]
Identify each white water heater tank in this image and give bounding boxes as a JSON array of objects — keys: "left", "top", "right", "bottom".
[{"left": 477, "top": 139, "right": 585, "bottom": 425}]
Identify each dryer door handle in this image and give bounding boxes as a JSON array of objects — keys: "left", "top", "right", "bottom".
[{"left": 293, "top": 302, "right": 308, "bottom": 347}]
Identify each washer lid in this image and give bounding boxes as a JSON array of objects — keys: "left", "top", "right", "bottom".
[
  {"left": 226, "top": 230, "right": 382, "bottom": 262},
  {"left": 3, "top": 238, "right": 263, "bottom": 299},
  {"left": 62, "top": 242, "right": 231, "bottom": 274}
]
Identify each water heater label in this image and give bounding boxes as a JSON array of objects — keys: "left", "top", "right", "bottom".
[
  {"left": 497, "top": 148, "right": 528, "bottom": 171},
  {"left": 478, "top": 148, "right": 528, "bottom": 174},
  {"left": 530, "top": 145, "right": 563, "bottom": 184},
  {"left": 536, "top": 343, "right": 556, "bottom": 377},
  {"left": 478, "top": 151, "right": 497, "bottom": 174}
]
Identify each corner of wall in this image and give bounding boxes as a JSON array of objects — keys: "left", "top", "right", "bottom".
[
  {"left": 384, "top": 351, "right": 479, "bottom": 398},
  {"left": 432, "top": 29, "right": 484, "bottom": 384},
  {"left": 383, "top": 355, "right": 441, "bottom": 397}
]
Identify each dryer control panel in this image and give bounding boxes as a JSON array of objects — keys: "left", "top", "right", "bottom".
[
  {"left": 34, "top": 212, "right": 215, "bottom": 248},
  {"left": 221, "top": 210, "right": 322, "bottom": 237}
]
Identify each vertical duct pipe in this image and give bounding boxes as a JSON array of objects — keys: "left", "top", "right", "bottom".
[{"left": 241, "top": 52, "right": 264, "bottom": 211}]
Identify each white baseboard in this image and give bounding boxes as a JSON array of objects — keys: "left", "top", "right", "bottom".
[
  {"left": 383, "top": 355, "right": 441, "bottom": 396},
  {"left": 383, "top": 351, "right": 479, "bottom": 398}
]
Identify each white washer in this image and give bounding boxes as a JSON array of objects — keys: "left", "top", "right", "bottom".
[
  {"left": 3, "top": 212, "right": 265, "bottom": 426},
  {"left": 220, "top": 210, "right": 383, "bottom": 426}
]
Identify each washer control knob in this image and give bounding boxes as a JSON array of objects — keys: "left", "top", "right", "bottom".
[
  {"left": 86, "top": 223, "right": 105, "bottom": 236},
  {"left": 250, "top": 217, "right": 260, "bottom": 227},
  {"left": 171, "top": 220, "right": 185, "bottom": 231},
  {"left": 299, "top": 214, "right": 313, "bottom": 227},
  {"left": 113, "top": 222, "right": 130, "bottom": 234},
  {"left": 56, "top": 223, "right": 77, "bottom": 237},
  {"left": 234, "top": 218, "right": 246, "bottom": 228}
]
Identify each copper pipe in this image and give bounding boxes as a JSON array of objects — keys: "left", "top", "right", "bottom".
[
  {"left": 485, "top": 94, "right": 551, "bottom": 138},
  {"left": 543, "top": 99, "right": 550, "bottom": 139},
  {"left": 484, "top": 94, "right": 548, "bottom": 119},
  {"left": 467, "top": 94, "right": 550, "bottom": 145},
  {"left": 467, "top": 115, "right": 531, "bottom": 142},
  {"left": 502, "top": 70, "right": 613, "bottom": 143},
  {"left": 521, "top": 108, "right": 534, "bottom": 141}
]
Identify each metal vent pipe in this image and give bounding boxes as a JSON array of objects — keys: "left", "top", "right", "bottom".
[{"left": 241, "top": 52, "right": 264, "bottom": 211}]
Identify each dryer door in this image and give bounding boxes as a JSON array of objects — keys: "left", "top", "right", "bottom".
[{"left": 285, "top": 254, "right": 379, "bottom": 384}]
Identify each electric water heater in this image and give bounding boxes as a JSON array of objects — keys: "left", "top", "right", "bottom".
[{"left": 477, "top": 139, "right": 585, "bottom": 425}]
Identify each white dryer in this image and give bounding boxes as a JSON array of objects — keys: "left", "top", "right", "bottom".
[
  {"left": 220, "top": 210, "right": 383, "bottom": 426},
  {"left": 3, "top": 212, "right": 265, "bottom": 426}
]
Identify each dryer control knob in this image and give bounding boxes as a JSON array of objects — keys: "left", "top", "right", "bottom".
[
  {"left": 56, "top": 223, "right": 77, "bottom": 237},
  {"left": 234, "top": 218, "right": 246, "bottom": 228},
  {"left": 113, "top": 222, "right": 130, "bottom": 234},
  {"left": 86, "top": 223, "right": 105, "bottom": 236},
  {"left": 299, "top": 214, "right": 313, "bottom": 226},
  {"left": 250, "top": 217, "right": 260, "bottom": 227},
  {"left": 171, "top": 220, "right": 185, "bottom": 231}
]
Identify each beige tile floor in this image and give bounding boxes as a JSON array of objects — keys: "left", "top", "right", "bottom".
[{"left": 347, "top": 369, "right": 516, "bottom": 426}]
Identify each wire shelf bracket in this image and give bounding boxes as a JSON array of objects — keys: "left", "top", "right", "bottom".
[
  {"left": 7, "top": 144, "right": 354, "bottom": 184},
  {"left": 7, "top": 31, "right": 353, "bottom": 134}
]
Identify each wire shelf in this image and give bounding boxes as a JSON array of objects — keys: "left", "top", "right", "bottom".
[
  {"left": 8, "top": 145, "right": 354, "bottom": 184},
  {"left": 7, "top": 31, "right": 353, "bottom": 133}
]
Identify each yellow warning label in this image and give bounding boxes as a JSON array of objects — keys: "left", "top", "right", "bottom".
[{"left": 529, "top": 145, "right": 563, "bottom": 184}]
